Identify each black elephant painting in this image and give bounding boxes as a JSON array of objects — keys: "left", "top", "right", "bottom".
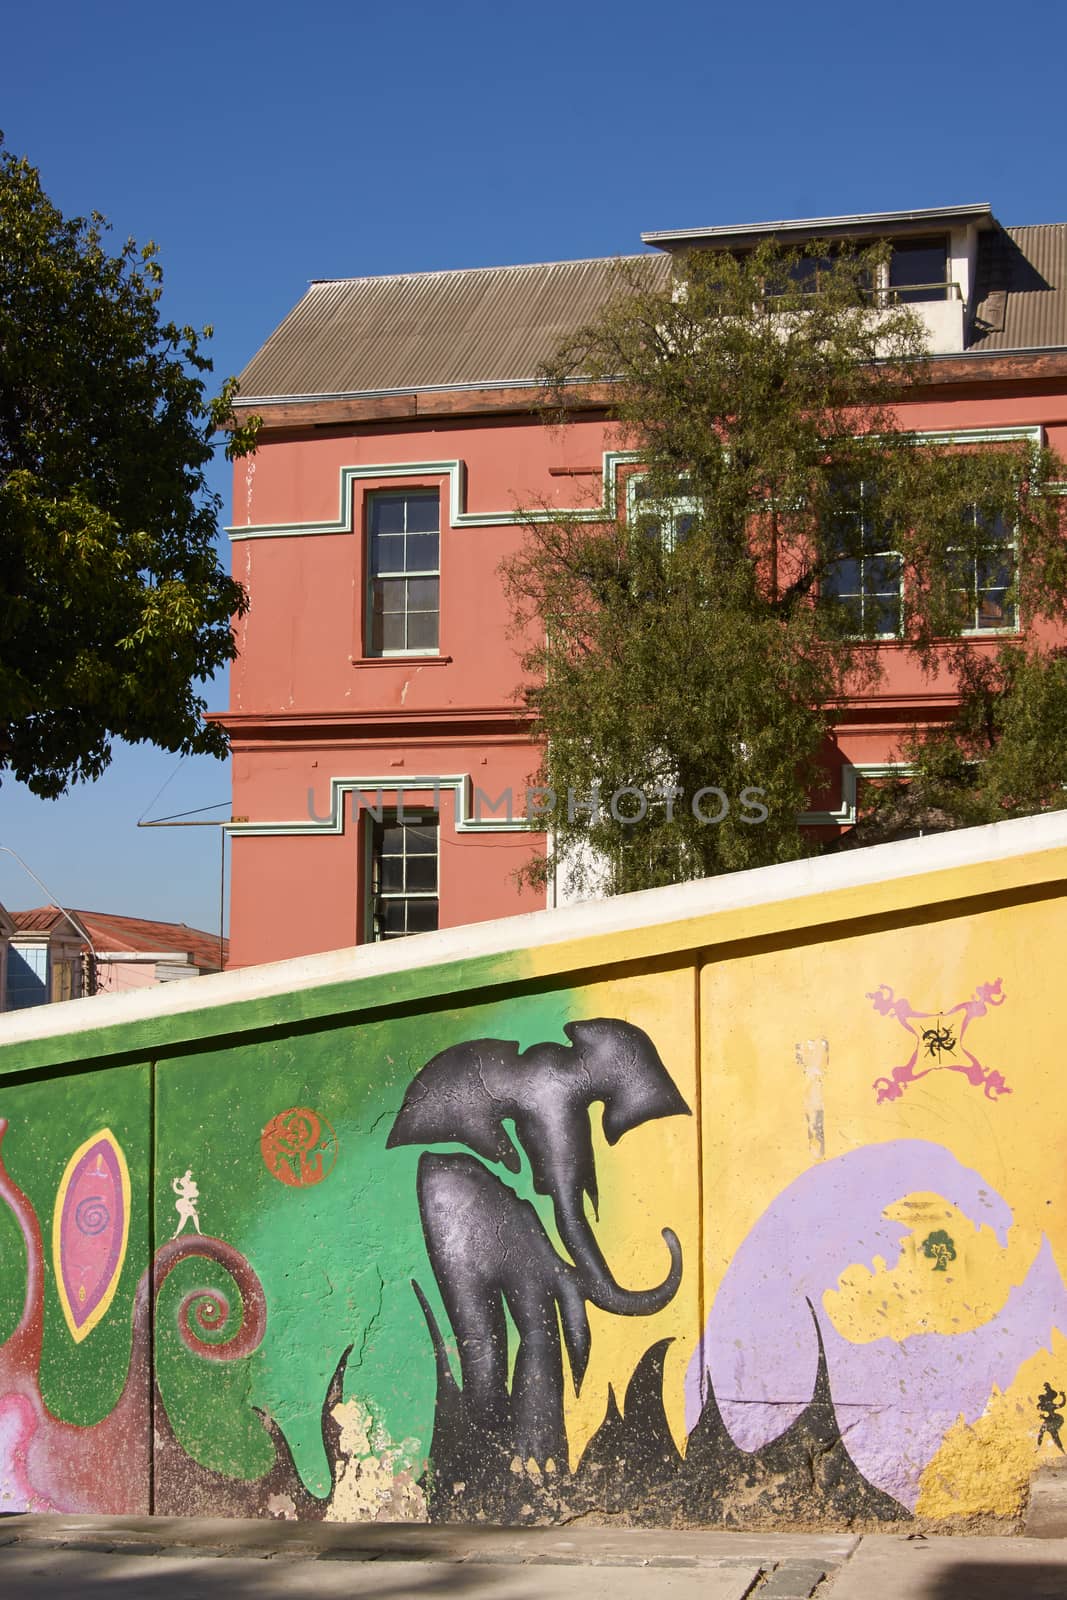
[{"left": 388, "top": 1018, "right": 689, "bottom": 1507}]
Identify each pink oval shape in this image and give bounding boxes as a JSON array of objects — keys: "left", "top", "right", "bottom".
[{"left": 54, "top": 1131, "right": 130, "bottom": 1342}]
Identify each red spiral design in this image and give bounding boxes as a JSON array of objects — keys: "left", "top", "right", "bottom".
[
  {"left": 180, "top": 1288, "right": 229, "bottom": 1338},
  {"left": 153, "top": 1235, "right": 267, "bottom": 1362}
]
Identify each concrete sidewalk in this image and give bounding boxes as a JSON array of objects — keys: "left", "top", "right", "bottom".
[{"left": 1, "top": 1515, "right": 1066, "bottom": 1598}]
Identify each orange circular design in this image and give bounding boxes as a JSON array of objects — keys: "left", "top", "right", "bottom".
[{"left": 261, "top": 1107, "right": 338, "bottom": 1188}]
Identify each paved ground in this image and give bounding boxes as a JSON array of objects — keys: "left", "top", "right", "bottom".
[{"left": 0, "top": 1515, "right": 1066, "bottom": 1598}]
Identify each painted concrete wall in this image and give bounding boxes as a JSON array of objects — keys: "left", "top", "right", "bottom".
[{"left": 2, "top": 815, "right": 1067, "bottom": 1527}]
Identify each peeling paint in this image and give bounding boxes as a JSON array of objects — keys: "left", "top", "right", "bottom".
[
  {"left": 324, "top": 1398, "right": 427, "bottom": 1523},
  {"left": 794, "top": 1038, "right": 827, "bottom": 1160}
]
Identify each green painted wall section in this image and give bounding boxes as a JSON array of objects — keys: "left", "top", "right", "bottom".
[
  {"left": 0, "top": 1065, "right": 150, "bottom": 1425},
  {"left": 0, "top": 948, "right": 532, "bottom": 1077},
  {"left": 152, "top": 986, "right": 575, "bottom": 1499}
]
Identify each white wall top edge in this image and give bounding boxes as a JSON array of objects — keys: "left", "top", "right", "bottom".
[{"left": 2, "top": 810, "right": 1066, "bottom": 1050}]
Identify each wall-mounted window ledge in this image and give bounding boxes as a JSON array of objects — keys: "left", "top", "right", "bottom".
[{"left": 349, "top": 654, "right": 453, "bottom": 667}]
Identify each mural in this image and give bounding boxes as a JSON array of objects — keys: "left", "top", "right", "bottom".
[
  {"left": 53, "top": 1129, "right": 130, "bottom": 1342},
  {"left": 1037, "top": 1384, "right": 1065, "bottom": 1453},
  {"left": 690, "top": 1140, "right": 1067, "bottom": 1511},
  {"left": 170, "top": 1170, "right": 201, "bottom": 1238},
  {"left": 387, "top": 1019, "right": 688, "bottom": 1518},
  {"left": 0, "top": 1116, "right": 268, "bottom": 1514},
  {"left": 869, "top": 980, "right": 1010, "bottom": 1102},
  {"left": 1, "top": 861, "right": 1066, "bottom": 1530},
  {"left": 261, "top": 1108, "right": 338, "bottom": 1188}
]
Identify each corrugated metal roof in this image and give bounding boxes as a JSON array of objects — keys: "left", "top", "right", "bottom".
[
  {"left": 72, "top": 910, "right": 226, "bottom": 969},
  {"left": 10, "top": 906, "right": 70, "bottom": 935},
  {"left": 9, "top": 906, "right": 226, "bottom": 968},
  {"left": 237, "top": 226, "right": 1067, "bottom": 403},
  {"left": 970, "top": 224, "right": 1067, "bottom": 350},
  {"left": 642, "top": 203, "right": 994, "bottom": 247},
  {"left": 237, "top": 255, "right": 669, "bottom": 401}
]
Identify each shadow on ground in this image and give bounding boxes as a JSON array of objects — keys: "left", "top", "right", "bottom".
[
  {"left": 0, "top": 1549, "right": 499, "bottom": 1600},
  {"left": 930, "top": 1563, "right": 1067, "bottom": 1600}
]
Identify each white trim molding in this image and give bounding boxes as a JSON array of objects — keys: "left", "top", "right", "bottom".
[
  {"left": 227, "top": 426, "right": 1048, "bottom": 543},
  {"left": 230, "top": 762, "right": 911, "bottom": 838},
  {"left": 227, "top": 774, "right": 533, "bottom": 838},
  {"left": 228, "top": 452, "right": 641, "bottom": 541},
  {"left": 799, "top": 761, "right": 912, "bottom": 827},
  {"left": 903, "top": 425, "right": 1043, "bottom": 448}
]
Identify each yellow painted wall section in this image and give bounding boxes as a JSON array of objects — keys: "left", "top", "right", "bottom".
[
  {"left": 697, "top": 881, "right": 1067, "bottom": 1522},
  {"left": 565, "top": 964, "right": 700, "bottom": 1467}
]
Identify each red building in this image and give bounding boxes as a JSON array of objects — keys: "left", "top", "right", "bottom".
[{"left": 220, "top": 205, "right": 1067, "bottom": 969}]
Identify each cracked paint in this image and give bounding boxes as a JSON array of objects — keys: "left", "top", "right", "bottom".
[{"left": 324, "top": 1397, "right": 427, "bottom": 1523}]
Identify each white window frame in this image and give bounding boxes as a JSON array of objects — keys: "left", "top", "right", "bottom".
[
  {"left": 626, "top": 473, "right": 700, "bottom": 553},
  {"left": 949, "top": 506, "right": 1019, "bottom": 637},
  {"left": 821, "top": 479, "right": 903, "bottom": 639},
  {"left": 365, "top": 489, "right": 441, "bottom": 658},
  {"left": 364, "top": 810, "right": 440, "bottom": 942},
  {"left": 6, "top": 940, "right": 50, "bottom": 1009}
]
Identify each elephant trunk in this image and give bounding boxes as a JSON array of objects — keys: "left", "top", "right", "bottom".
[{"left": 557, "top": 1196, "right": 683, "bottom": 1317}]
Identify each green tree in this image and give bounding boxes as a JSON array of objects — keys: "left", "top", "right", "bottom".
[
  {"left": 922, "top": 1230, "right": 957, "bottom": 1272},
  {"left": 503, "top": 243, "right": 1067, "bottom": 896},
  {"left": 0, "top": 138, "right": 258, "bottom": 798},
  {"left": 859, "top": 642, "right": 1067, "bottom": 839}
]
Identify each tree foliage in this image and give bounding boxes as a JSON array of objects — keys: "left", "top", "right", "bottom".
[
  {"left": 503, "top": 242, "right": 1067, "bottom": 895},
  {"left": 0, "top": 138, "right": 258, "bottom": 797}
]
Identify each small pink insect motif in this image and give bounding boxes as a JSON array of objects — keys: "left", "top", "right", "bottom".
[{"left": 868, "top": 978, "right": 1010, "bottom": 1104}]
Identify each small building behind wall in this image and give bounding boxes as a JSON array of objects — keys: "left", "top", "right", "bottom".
[
  {"left": 221, "top": 204, "right": 1067, "bottom": 969},
  {"left": 1, "top": 907, "right": 226, "bottom": 1010},
  {"left": 75, "top": 910, "right": 227, "bottom": 993},
  {"left": 6, "top": 906, "right": 91, "bottom": 1008},
  {"left": 0, "top": 902, "right": 15, "bottom": 1012}
]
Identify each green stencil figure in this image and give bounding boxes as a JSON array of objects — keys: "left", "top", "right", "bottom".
[{"left": 922, "top": 1230, "right": 956, "bottom": 1272}]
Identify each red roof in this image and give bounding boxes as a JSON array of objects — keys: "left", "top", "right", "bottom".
[
  {"left": 10, "top": 906, "right": 88, "bottom": 937},
  {"left": 10, "top": 907, "right": 227, "bottom": 970}
]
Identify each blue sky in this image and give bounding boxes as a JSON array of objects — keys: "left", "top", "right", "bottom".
[{"left": 1, "top": 0, "right": 1064, "bottom": 934}]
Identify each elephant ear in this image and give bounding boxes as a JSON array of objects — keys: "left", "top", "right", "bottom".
[
  {"left": 386, "top": 1041, "right": 523, "bottom": 1172},
  {"left": 564, "top": 1020, "right": 691, "bottom": 1143}
]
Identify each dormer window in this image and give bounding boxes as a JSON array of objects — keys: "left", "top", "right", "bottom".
[
  {"left": 888, "top": 236, "right": 950, "bottom": 304},
  {"left": 761, "top": 236, "right": 952, "bottom": 305},
  {"left": 764, "top": 254, "right": 837, "bottom": 296}
]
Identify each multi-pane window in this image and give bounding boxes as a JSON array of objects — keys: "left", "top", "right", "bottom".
[
  {"left": 950, "top": 508, "right": 1017, "bottom": 632},
  {"left": 630, "top": 476, "right": 697, "bottom": 552},
  {"left": 367, "top": 491, "right": 440, "bottom": 655},
  {"left": 6, "top": 944, "right": 49, "bottom": 1008},
  {"left": 822, "top": 481, "right": 903, "bottom": 636},
  {"left": 368, "top": 813, "right": 439, "bottom": 940},
  {"left": 761, "top": 236, "right": 950, "bottom": 304},
  {"left": 764, "top": 253, "right": 837, "bottom": 297},
  {"left": 763, "top": 248, "right": 874, "bottom": 300}
]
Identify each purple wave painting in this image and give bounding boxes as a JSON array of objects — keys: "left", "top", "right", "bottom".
[{"left": 686, "top": 1140, "right": 1067, "bottom": 1509}]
